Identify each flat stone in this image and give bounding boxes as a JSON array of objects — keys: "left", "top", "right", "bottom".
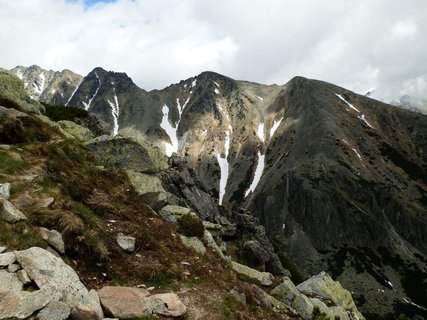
[
  {"left": 7, "top": 262, "right": 21, "bottom": 273},
  {"left": 0, "top": 251, "right": 16, "bottom": 266},
  {"left": 116, "top": 233, "right": 136, "bottom": 253},
  {"left": 17, "top": 269, "right": 32, "bottom": 285},
  {"left": 0, "top": 246, "right": 7, "bottom": 253},
  {"left": 15, "top": 247, "right": 88, "bottom": 307},
  {"left": 98, "top": 286, "right": 150, "bottom": 319},
  {"left": 35, "top": 300, "right": 71, "bottom": 320},
  {"left": 1, "top": 199, "right": 27, "bottom": 222},
  {"left": 0, "top": 289, "right": 50, "bottom": 319},
  {"left": 145, "top": 293, "right": 187, "bottom": 317},
  {"left": 0, "top": 182, "right": 11, "bottom": 200},
  {"left": 0, "top": 269, "right": 23, "bottom": 291},
  {"left": 231, "top": 261, "right": 273, "bottom": 286},
  {"left": 71, "top": 289, "right": 104, "bottom": 320},
  {"left": 39, "top": 227, "right": 65, "bottom": 254},
  {"left": 180, "top": 235, "right": 206, "bottom": 255},
  {"left": 271, "top": 277, "right": 301, "bottom": 305}
]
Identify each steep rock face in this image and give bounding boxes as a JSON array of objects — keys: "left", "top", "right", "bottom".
[{"left": 11, "top": 65, "right": 83, "bottom": 105}]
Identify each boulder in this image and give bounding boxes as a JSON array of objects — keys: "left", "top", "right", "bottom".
[
  {"left": 1, "top": 199, "right": 27, "bottom": 222},
  {"left": 39, "top": 227, "right": 65, "bottom": 254},
  {"left": 0, "top": 269, "right": 23, "bottom": 291},
  {"left": 35, "top": 301, "right": 71, "bottom": 320},
  {"left": 116, "top": 233, "right": 136, "bottom": 253},
  {"left": 243, "top": 240, "right": 270, "bottom": 269},
  {"left": 71, "top": 289, "right": 104, "bottom": 320},
  {"left": 144, "top": 293, "right": 187, "bottom": 317},
  {"left": 86, "top": 137, "right": 168, "bottom": 173},
  {"left": 57, "top": 120, "right": 94, "bottom": 142},
  {"left": 296, "top": 271, "right": 365, "bottom": 320},
  {"left": 180, "top": 235, "right": 206, "bottom": 255},
  {"left": 14, "top": 247, "right": 88, "bottom": 307},
  {"left": 271, "top": 277, "right": 301, "bottom": 305},
  {"left": 231, "top": 261, "right": 273, "bottom": 286},
  {"left": 292, "top": 294, "right": 315, "bottom": 320},
  {"left": 160, "top": 205, "right": 194, "bottom": 224},
  {"left": 203, "top": 230, "right": 228, "bottom": 260},
  {"left": 98, "top": 286, "right": 150, "bottom": 319},
  {"left": 0, "top": 289, "right": 50, "bottom": 319},
  {"left": 0, "top": 246, "right": 6, "bottom": 253},
  {"left": 0, "top": 182, "right": 11, "bottom": 199},
  {"left": 0, "top": 251, "right": 16, "bottom": 266}
]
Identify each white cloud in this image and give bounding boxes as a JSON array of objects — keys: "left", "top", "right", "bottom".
[{"left": 0, "top": 0, "right": 426, "bottom": 101}]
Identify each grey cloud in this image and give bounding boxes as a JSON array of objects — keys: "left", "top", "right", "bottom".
[{"left": 0, "top": 0, "right": 426, "bottom": 101}]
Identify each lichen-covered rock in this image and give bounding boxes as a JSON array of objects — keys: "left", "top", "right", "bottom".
[
  {"left": 0, "top": 289, "right": 50, "bottom": 319},
  {"left": 39, "top": 227, "right": 65, "bottom": 254},
  {"left": 0, "top": 182, "right": 11, "bottom": 200},
  {"left": 71, "top": 289, "right": 104, "bottom": 320},
  {"left": 0, "top": 251, "right": 16, "bottom": 266},
  {"left": 144, "top": 293, "right": 187, "bottom": 317},
  {"left": 0, "top": 269, "right": 23, "bottom": 291},
  {"left": 14, "top": 247, "right": 88, "bottom": 308},
  {"left": 57, "top": 120, "right": 94, "bottom": 141},
  {"left": 160, "top": 205, "right": 195, "bottom": 224},
  {"left": 116, "top": 233, "right": 136, "bottom": 253},
  {"left": 180, "top": 235, "right": 206, "bottom": 255},
  {"left": 1, "top": 199, "right": 27, "bottom": 222},
  {"left": 34, "top": 301, "right": 71, "bottom": 320},
  {"left": 231, "top": 261, "right": 273, "bottom": 286},
  {"left": 297, "top": 271, "right": 365, "bottom": 320},
  {"left": 271, "top": 277, "right": 300, "bottom": 305}
]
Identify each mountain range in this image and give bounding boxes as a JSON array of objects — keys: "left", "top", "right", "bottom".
[{"left": 8, "top": 65, "right": 427, "bottom": 319}]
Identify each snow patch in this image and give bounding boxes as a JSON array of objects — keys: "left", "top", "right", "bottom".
[
  {"left": 160, "top": 104, "right": 179, "bottom": 157},
  {"left": 257, "top": 95, "right": 264, "bottom": 101},
  {"left": 215, "top": 88, "right": 220, "bottom": 95},
  {"left": 192, "top": 79, "right": 197, "bottom": 87},
  {"left": 24, "top": 82, "right": 29, "bottom": 89},
  {"left": 357, "top": 114, "right": 374, "bottom": 129},
  {"left": 335, "top": 94, "right": 360, "bottom": 112},
  {"left": 82, "top": 72, "right": 101, "bottom": 110},
  {"left": 217, "top": 130, "right": 231, "bottom": 205},
  {"left": 214, "top": 81, "right": 219, "bottom": 87},
  {"left": 257, "top": 123, "right": 265, "bottom": 142},
  {"left": 403, "top": 298, "right": 427, "bottom": 311},
  {"left": 34, "top": 72, "right": 46, "bottom": 95},
  {"left": 107, "top": 86, "right": 120, "bottom": 136},
  {"left": 51, "top": 89, "right": 56, "bottom": 95},
  {"left": 16, "top": 70, "right": 23, "bottom": 80},
  {"left": 269, "top": 117, "right": 284, "bottom": 140},
  {"left": 65, "top": 83, "right": 80, "bottom": 106},
  {"left": 245, "top": 151, "right": 266, "bottom": 197}
]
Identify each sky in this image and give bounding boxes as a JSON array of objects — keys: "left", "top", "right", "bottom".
[{"left": 1, "top": 0, "right": 426, "bottom": 101}]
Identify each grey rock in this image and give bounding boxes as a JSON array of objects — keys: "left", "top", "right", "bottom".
[
  {"left": 17, "top": 269, "right": 32, "bottom": 285},
  {"left": 0, "top": 269, "right": 23, "bottom": 291},
  {"left": 0, "top": 289, "right": 50, "bottom": 319},
  {"left": 231, "top": 261, "right": 273, "bottom": 286},
  {"left": 243, "top": 240, "right": 270, "bottom": 269},
  {"left": 180, "top": 235, "right": 206, "bottom": 255},
  {"left": 0, "top": 251, "right": 16, "bottom": 266},
  {"left": 160, "top": 205, "right": 194, "bottom": 224},
  {"left": 35, "top": 301, "right": 71, "bottom": 320},
  {"left": 144, "top": 293, "right": 187, "bottom": 317},
  {"left": 0, "top": 246, "right": 6, "bottom": 253},
  {"left": 7, "top": 262, "right": 21, "bottom": 273},
  {"left": 0, "top": 182, "right": 11, "bottom": 199},
  {"left": 14, "top": 247, "right": 89, "bottom": 308},
  {"left": 291, "top": 294, "right": 314, "bottom": 319},
  {"left": 271, "top": 277, "right": 301, "bottom": 305},
  {"left": 1, "top": 199, "right": 27, "bottom": 222},
  {"left": 39, "top": 227, "right": 65, "bottom": 254},
  {"left": 71, "top": 289, "right": 104, "bottom": 320},
  {"left": 116, "top": 233, "right": 136, "bottom": 253},
  {"left": 229, "top": 289, "right": 246, "bottom": 305},
  {"left": 252, "top": 285, "right": 291, "bottom": 313},
  {"left": 203, "top": 230, "right": 228, "bottom": 260}
]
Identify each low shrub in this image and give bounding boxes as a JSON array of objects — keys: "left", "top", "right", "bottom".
[{"left": 178, "top": 214, "right": 205, "bottom": 238}]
